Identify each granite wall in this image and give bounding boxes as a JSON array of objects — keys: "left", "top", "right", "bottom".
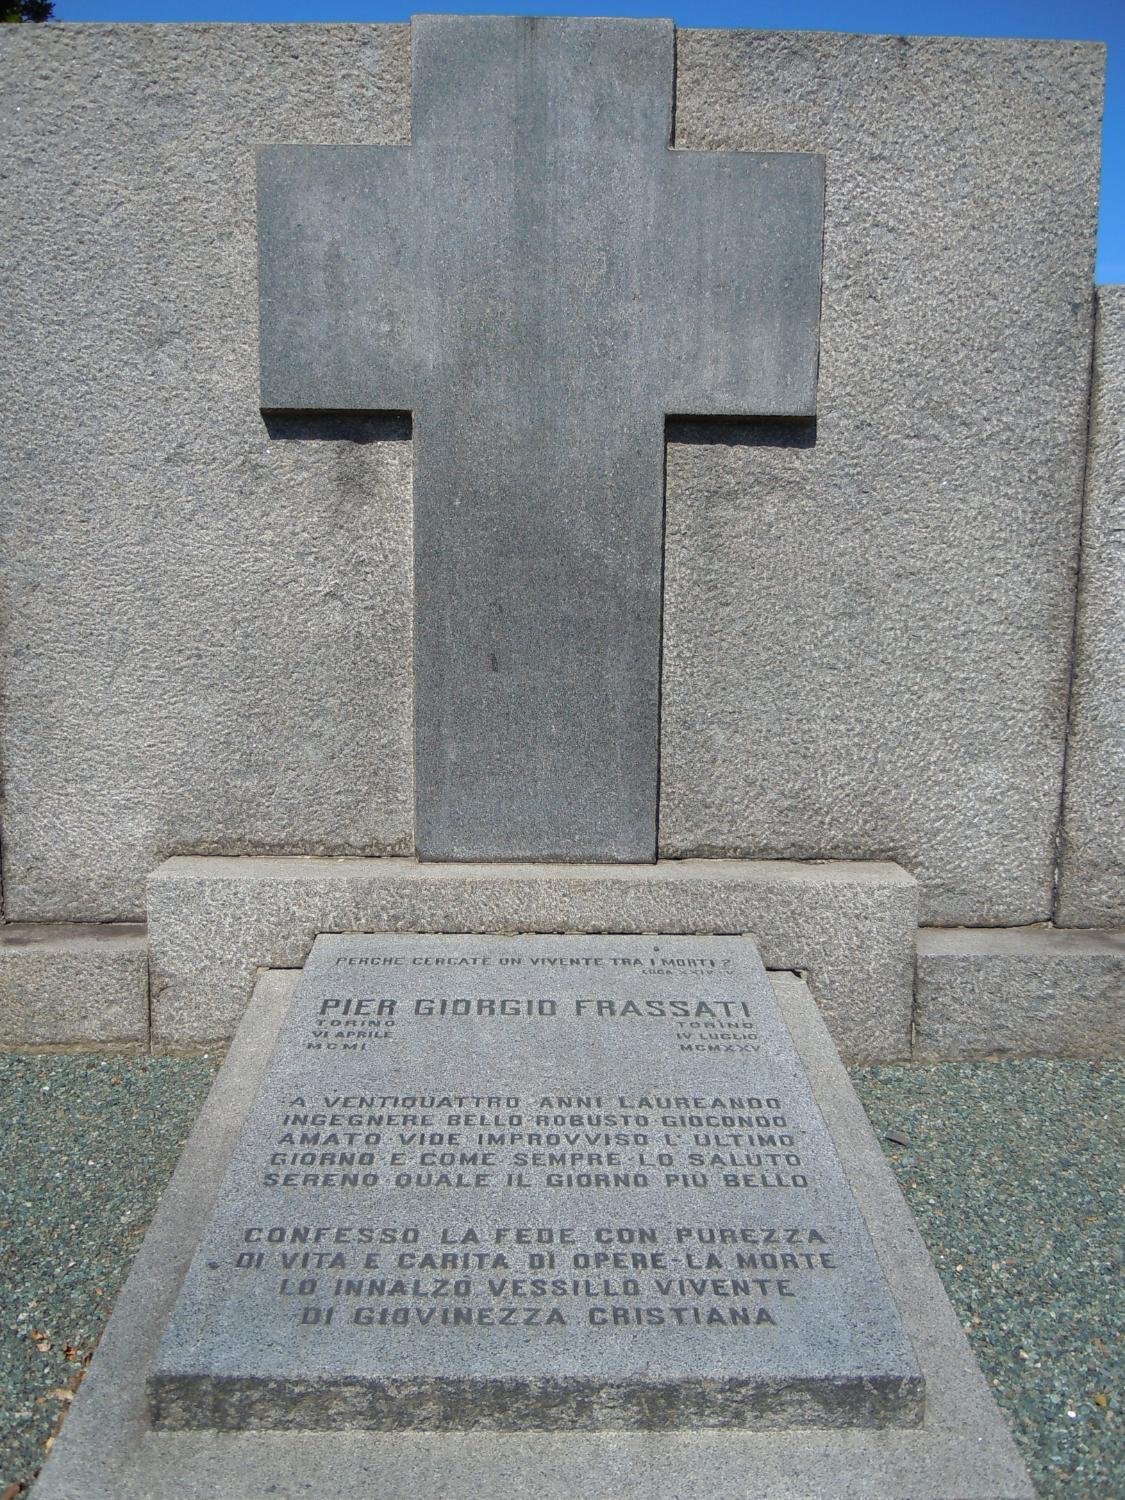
[
  {"left": 0, "top": 24, "right": 1113, "bottom": 933},
  {"left": 0, "top": 25, "right": 416, "bottom": 924},
  {"left": 662, "top": 31, "right": 1103, "bottom": 926}
]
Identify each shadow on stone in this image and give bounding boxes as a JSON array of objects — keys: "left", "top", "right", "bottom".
[
  {"left": 262, "top": 411, "right": 412, "bottom": 443},
  {"left": 666, "top": 415, "right": 817, "bottom": 448}
]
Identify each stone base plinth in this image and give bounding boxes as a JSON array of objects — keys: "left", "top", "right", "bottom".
[{"left": 146, "top": 856, "right": 919, "bottom": 1061}]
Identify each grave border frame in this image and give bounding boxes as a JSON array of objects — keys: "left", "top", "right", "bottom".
[{"left": 31, "top": 963, "right": 1032, "bottom": 1500}]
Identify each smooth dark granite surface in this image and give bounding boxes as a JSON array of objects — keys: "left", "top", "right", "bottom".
[{"left": 259, "top": 16, "right": 822, "bottom": 862}]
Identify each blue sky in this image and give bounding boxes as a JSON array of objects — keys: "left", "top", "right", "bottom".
[{"left": 49, "top": 0, "right": 1122, "bottom": 282}]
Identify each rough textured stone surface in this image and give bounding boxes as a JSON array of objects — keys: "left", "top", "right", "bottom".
[
  {"left": 150, "top": 935, "right": 921, "bottom": 1431},
  {"left": 30, "top": 968, "right": 1032, "bottom": 1498},
  {"left": 146, "top": 856, "right": 918, "bottom": 1060},
  {"left": 0, "top": 25, "right": 1104, "bottom": 927},
  {"left": 261, "top": 16, "right": 821, "bottom": 863},
  {"left": 661, "top": 31, "right": 1104, "bottom": 926},
  {"left": 1057, "top": 286, "right": 1125, "bottom": 928},
  {"left": 914, "top": 927, "right": 1125, "bottom": 1060},
  {"left": 0, "top": 923, "right": 149, "bottom": 1049},
  {"left": 0, "top": 25, "right": 415, "bottom": 922}
]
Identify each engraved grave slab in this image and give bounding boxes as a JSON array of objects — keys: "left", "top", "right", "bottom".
[{"left": 149, "top": 935, "right": 921, "bottom": 1430}]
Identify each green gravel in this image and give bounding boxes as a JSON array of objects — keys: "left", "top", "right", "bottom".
[
  {"left": 0, "top": 1054, "right": 220, "bottom": 1496},
  {"left": 0, "top": 1054, "right": 1121, "bottom": 1498},
  {"left": 852, "top": 1060, "right": 1124, "bottom": 1499}
]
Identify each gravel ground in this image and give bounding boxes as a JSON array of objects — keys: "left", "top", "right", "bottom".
[
  {"left": 0, "top": 1054, "right": 220, "bottom": 1498},
  {"left": 851, "top": 1059, "right": 1123, "bottom": 1498},
  {"left": 0, "top": 1053, "right": 1121, "bottom": 1498}
]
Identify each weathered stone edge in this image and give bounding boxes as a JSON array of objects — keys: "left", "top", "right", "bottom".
[
  {"left": 147, "top": 1371, "right": 925, "bottom": 1433},
  {"left": 915, "top": 926, "right": 1125, "bottom": 1059},
  {"left": 0, "top": 922, "right": 148, "bottom": 1049},
  {"left": 1057, "top": 284, "right": 1125, "bottom": 928}
]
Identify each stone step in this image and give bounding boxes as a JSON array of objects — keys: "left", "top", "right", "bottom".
[
  {"left": 146, "top": 855, "right": 919, "bottom": 1060},
  {"left": 915, "top": 926, "right": 1125, "bottom": 1058},
  {"left": 0, "top": 922, "right": 148, "bottom": 1050}
]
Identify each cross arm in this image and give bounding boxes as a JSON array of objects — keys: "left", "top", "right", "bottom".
[
  {"left": 658, "top": 150, "right": 824, "bottom": 417},
  {"left": 257, "top": 145, "right": 422, "bottom": 412}
]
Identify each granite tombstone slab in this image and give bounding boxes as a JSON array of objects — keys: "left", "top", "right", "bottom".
[
  {"left": 258, "top": 15, "right": 823, "bottom": 863},
  {"left": 149, "top": 935, "right": 920, "bottom": 1430}
]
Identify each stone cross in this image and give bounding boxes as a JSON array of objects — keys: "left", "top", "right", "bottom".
[{"left": 258, "top": 14, "right": 823, "bottom": 862}]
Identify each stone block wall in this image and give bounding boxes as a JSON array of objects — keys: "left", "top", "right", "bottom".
[
  {"left": 0, "top": 24, "right": 1121, "bottom": 1055},
  {"left": 0, "top": 25, "right": 416, "bottom": 925},
  {"left": 662, "top": 31, "right": 1102, "bottom": 928}
]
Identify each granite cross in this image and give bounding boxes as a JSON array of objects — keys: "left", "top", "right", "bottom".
[{"left": 258, "top": 14, "right": 823, "bottom": 863}]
